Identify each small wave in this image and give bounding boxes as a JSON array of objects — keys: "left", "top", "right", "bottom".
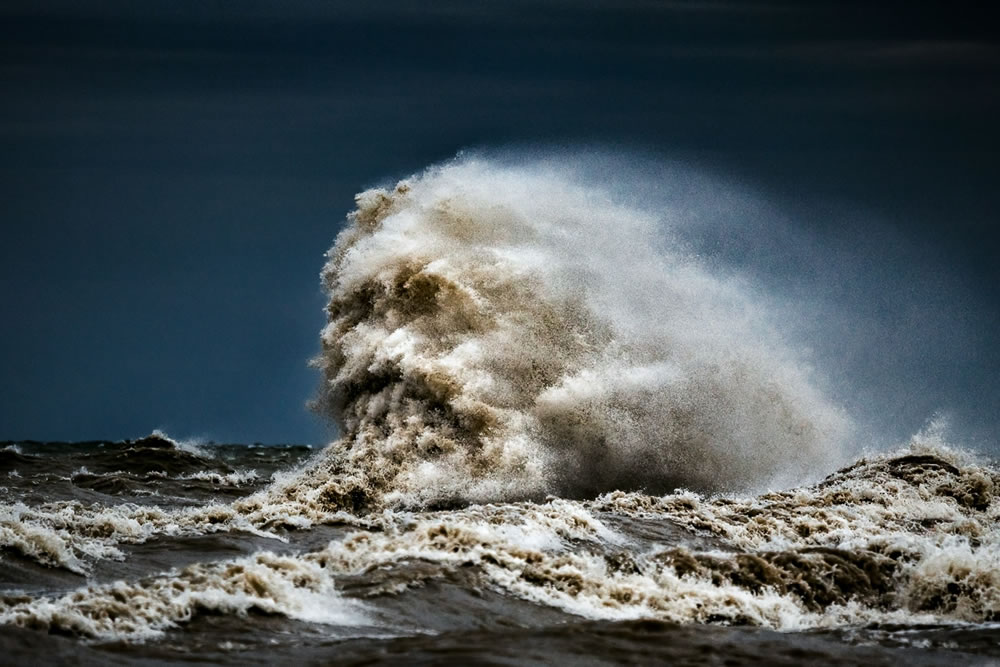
[
  {"left": 0, "top": 502, "right": 147, "bottom": 573},
  {"left": 3, "top": 438, "right": 997, "bottom": 635},
  {"left": 0, "top": 500, "right": 280, "bottom": 574},
  {"left": 146, "top": 430, "right": 209, "bottom": 457},
  {"left": 176, "top": 470, "right": 259, "bottom": 486},
  {"left": 0, "top": 551, "right": 372, "bottom": 640}
]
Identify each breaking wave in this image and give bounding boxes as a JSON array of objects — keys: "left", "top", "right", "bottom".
[
  {"left": 2, "top": 156, "right": 996, "bottom": 651},
  {"left": 3, "top": 429, "right": 999, "bottom": 640},
  {"left": 283, "top": 157, "right": 851, "bottom": 512}
]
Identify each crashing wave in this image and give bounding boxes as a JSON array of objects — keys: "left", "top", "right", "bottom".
[
  {"left": 269, "top": 157, "right": 852, "bottom": 513},
  {"left": 1, "top": 157, "right": 995, "bottom": 645},
  {"left": 2, "top": 435, "right": 998, "bottom": 639}
]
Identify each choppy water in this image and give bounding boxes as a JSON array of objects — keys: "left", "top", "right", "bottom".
[
  {"left": 2, "top": 433, "right": 999, "bottom": 664},
  {"left": 3, "top": 157, "right": 998, "bottom": 664}
]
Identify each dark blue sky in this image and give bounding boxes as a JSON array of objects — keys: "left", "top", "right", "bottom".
[{"left": 1, "top": 1, "right": 998, "bottom": 447}]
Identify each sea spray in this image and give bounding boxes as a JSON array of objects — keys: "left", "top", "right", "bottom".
[
  {"left": 3, "top": 157, "right": 997, "bottom": 653},
  {"left": 4, "top": 437, "right": 999, "bottom": 639},
  {"left": 289, "top": 157, "right": 851, "bottom": 511}
]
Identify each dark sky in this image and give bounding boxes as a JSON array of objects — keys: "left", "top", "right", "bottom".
[{"left": 1, "top": 1, "right": 997, "bottom": 448}]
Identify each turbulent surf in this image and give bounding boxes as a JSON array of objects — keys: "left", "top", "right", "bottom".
[
  {"left": 296, "top": 158, "right": 850, "bottom": 511},
  {"left": 1, "top": 158, "right": 997, "bottom": 665}
]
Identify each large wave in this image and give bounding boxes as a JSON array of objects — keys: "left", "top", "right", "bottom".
[
  {"left": 279, "top": 157, "right": 851, "bottom": 512},
  {"left": 4, "top": 159, "right": 999, "bottom": 646}
]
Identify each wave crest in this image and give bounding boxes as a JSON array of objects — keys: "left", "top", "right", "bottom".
[{"left": 294, "top": 158, "right": 850, "bottom": 511}]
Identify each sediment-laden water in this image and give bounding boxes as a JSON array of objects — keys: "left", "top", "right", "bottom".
[{"left": 2, "top": 158, "right": 996, "bottom": 664}]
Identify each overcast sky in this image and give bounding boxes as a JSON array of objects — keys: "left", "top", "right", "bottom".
[{"left": 1, "top": 1, "right": 997, "bottom": 447}]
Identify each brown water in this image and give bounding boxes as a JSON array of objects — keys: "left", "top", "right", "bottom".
[
  {"left": 2, "top": 434, "right": 999, "bottom": 665},
  {"left": 4, "top": 159, "right": 998, "bottom": 664}
]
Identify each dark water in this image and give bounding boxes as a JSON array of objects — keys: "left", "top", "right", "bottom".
[
  {"left": 3, "top": 159, "right": 999, "bottom": 664},
  {"left": 2, "top": 435, "right": 999, "bottom": 665}
]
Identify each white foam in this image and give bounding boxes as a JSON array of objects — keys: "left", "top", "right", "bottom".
[
  {"left": 303, "top": 157, "right": 852, "bottom": 512},
  {"left": 0, "top": 551, "right": 372, "bottom": 640},
  {"left": 177, "top": 470, "right": 259, "bottom": 486}
]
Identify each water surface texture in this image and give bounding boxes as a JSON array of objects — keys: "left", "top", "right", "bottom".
[{"left": 2, "top": 160, "right": 998, "bottom": 665}]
